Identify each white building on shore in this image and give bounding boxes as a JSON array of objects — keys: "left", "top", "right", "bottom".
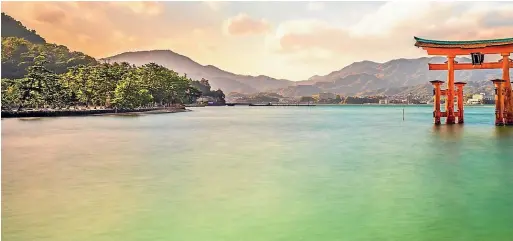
[{"left": 467, "top": 93, "right": 485, "bottom": 105}]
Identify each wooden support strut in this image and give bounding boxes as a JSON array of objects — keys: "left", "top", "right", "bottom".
[
  {"left": 492, "top": 79, "right": 505, "bottom": 126},
  {"left": 502, "top": 53, "right": 513, "bottom": 125},
  {"left": 429, "top": 61, "right": 513, "bottom": 70},
  {"left": 430, "top": 80, "right": 444, "bottom": 125},
  {"left": 455, "top": 82, "right": 466, "bottom": 124}
]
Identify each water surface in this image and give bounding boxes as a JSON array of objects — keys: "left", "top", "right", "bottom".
[{"left": 2, "top": 105, "right": 513, "bottom": 241}]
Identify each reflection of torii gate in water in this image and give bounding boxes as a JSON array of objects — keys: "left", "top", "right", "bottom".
[{"left": 414, "top": 37, "right": 513, "bottom": 125}]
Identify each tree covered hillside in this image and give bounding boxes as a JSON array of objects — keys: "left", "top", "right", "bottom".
[
  {"left": 1, "top": 13, "right": 224, "bottom": 110},
  {"left": 1, "top": 12, "right": 46, "bottom": 44},
  {"left": 2, "top": 37, "right": 98, "bottom": 79},
  {"left": 1, "top": 12, "right": 97, "bottom": 79}
]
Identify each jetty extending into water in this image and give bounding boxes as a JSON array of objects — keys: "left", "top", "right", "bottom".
[{"left": 226, "top": 103, "right": 315, "bottom": 107}]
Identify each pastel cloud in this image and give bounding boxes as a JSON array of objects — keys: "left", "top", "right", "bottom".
[
  {"left": 204, "top": 1, "right": 227, "bottom": 11},
  {"left": 1, "top": 1, "right": 221, "bottom": 58},
  {"left": 2, "top": 1, "right": 512, "bottom": 81},
  {"left": 224, "top": 13, "right": 271, "bottom": 36},
  {"left": 33, "top": 5, "right": 67, "bottom": 24},
  {"left": 267, "top": 2, "right": 513, "bottom": 65},
  {"left": 111, "top": 1, "right": 164, "bottom": 16},
  {"left": 307, "top": 2, "right": 324, "bottom": 11}
]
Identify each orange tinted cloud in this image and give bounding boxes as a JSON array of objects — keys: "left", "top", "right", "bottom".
[
  {"left": 33, "top": 6, "right": 67, "bottom": 24},
  {"left": 111, "top": 1, "right": 164, "bottom": 16},
  {"left": 2, "top": 1, "right": 512, "bottom": 81},
  {"left": 1, "top": 1, "right": 220, "bottom": 58},
  {"left": 224, "top": 13, "right": 271, "bottom": 36},
  {"left": 204, "top": 1, "right": 227, "bottom": 11}
]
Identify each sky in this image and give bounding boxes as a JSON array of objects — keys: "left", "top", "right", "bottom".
[{"left": 2, "top": 1, "right": 513, "bottom": 81}]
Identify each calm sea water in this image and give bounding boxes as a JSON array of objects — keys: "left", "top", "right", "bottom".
[{"left": 2, "top": 105, "right": 513, "bottom": 241}]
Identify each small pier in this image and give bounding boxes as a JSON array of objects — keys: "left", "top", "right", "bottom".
[{"left": 225, "top": 103, "right": 316, "bottom": 107}]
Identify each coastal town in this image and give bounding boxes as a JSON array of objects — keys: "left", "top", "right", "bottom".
[{"left": 220, "top": 91, "right": 495, "bottom": 106}]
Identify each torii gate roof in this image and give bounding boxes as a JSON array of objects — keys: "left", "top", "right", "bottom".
[{"left": 414, "top": 36, "right": 513, "bottom": 49}]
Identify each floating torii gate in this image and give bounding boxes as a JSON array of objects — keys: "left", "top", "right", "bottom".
[{"left": 414, "top": 37, "right": 513, "bottom": 125}]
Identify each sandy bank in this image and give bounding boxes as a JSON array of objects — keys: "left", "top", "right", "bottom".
[{"left": 1, "top": 107, "right": 189, "bottom": 118}]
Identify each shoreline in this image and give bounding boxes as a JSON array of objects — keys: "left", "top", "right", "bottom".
[{"left": 1, "top": 107, "right": 189, "bottom": 119}]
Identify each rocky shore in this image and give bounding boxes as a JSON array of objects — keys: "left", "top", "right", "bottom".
[{"left": 1, "top": 106, "right": 188, "bottom": 118}]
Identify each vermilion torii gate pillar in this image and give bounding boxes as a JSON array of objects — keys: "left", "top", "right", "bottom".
[
  {"left": 491, "top": 79, "right": 505, "bottom": 125},
  {"left": 414, "top": 37, "right": 513, "bottom": 125},
  {"left": 502, "top": 54, "right": 513, "bottom": 125},
  {"left": 455, "top": 82, "right": 466, "bottom": 124},
  {"left": 428, "top": 80, "right": 466, "bottom": 125},
  {"left": 429, "top": 80, "right": 444, "bottom": 125}
]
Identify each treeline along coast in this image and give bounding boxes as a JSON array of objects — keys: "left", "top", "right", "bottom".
[{"left": 1, "top": 13, "right": 225, "bottom": 118}]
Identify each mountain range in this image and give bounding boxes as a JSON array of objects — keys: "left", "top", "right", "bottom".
[
  {"left": 103, "top": 51, "right": 511, "bottom": 97},
  {"left": 1, "top": 11, "right": 510, "bottom": 98},
  {"left": 102, "top": 50, "right": 292, "bottom": 94}
]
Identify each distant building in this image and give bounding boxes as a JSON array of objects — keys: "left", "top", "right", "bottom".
[
  {"left": 319, "top": 92, "right": 336, "bottom": 100},
  {"left": 467, "top": 99, "right": 480, "bottom": 105},
  {"left": 467, "top": 93, "right": 485, "bottom": 105},
  {"left": 473, "top": 94, "right": 484, "bottom": 101},
  {"left": 379, "top": 99, "right": 389, "bottom": 105},
  {"left": 196, "top": 96, "right": 214, "bottom": 103},
  {"left": 279, "top": 97, "right": 295, "bottom": 103}
]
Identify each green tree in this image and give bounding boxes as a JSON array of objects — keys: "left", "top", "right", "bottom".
[
  {"left": 139, "top": 63, "right": 176, "bottom": 105},
  {"left": 334, "top": 95, "right": 342, "bottom": 104},
  {"left": 190, "top": 78, "right": 226, "bottom": 104},
  {"left": 300, "top": 96, "right": 315, "bottom": 103},
  {"left": 185, "top": 85, "right": 202, "bottom": 103},
  {"left": 1, "top": 12, "right": 46, "bottom": 44},
  {"left": 112, "top": 70, "right": 153, "bottom": 109},
  {"left": 1, "top": 36, "right": 96, "bottom": 80},
  {"left": 1, "top": 78, "right": 21, "bottom": 109},
  {"left": 14, "top": 56, "right": 66, "bottom": 109}
]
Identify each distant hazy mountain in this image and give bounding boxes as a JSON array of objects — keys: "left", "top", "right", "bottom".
[
  {"left": 5, "top": 10, "right": 507, "bottom": 97},
  {"left": 102, "top": 50, "right": 293, "bottom": 94},
  {"left": 285, "top": 56, "right": 511, "bottom": 96},
  {"left": 358, "top": 82, "right": 434, "bottom": 97},
  {"left": 103, "top": 50, "right": 511, "bottom": 96},
  {"left": 360, "top": 80, "right": 496, "bottom": 99}
]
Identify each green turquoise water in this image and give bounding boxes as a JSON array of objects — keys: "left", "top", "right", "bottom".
[{"left": 2, "top": 105, "right": 513, "bottom": 241}]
